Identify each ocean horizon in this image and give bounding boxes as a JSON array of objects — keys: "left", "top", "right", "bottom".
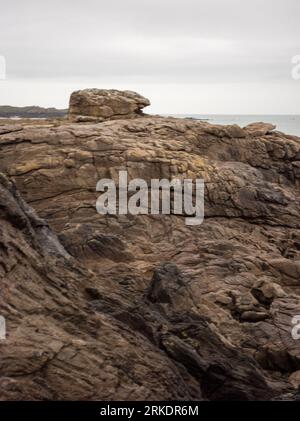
[{"left": 168, "top": 114, "right": 300, "bottom": 137}]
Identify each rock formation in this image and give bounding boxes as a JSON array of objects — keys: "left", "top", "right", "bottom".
[
  {"left": 69, "top": 89, "right": 150, "bottom": 122},
  {"left": 1, "top": 91, "right": 300, "bottom": 400},
  {"left": 0, "top": 105, "right": 67, "bottom": 119}
]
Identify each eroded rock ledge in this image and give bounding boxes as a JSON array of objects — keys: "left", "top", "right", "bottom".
[
  {"left": 69, "top": 89, "right": 150, "bottom": 123},
  {"left": 1, "top": 91, "right": 300, "bottom": 400}
]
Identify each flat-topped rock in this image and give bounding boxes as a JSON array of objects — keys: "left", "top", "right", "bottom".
[{"left": 69, "top": 88, "right": 150, "bottom": 123}]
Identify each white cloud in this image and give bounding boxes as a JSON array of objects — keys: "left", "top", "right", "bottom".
[{"left": 0, "top": 0, "right": 299, "bottom": 112}]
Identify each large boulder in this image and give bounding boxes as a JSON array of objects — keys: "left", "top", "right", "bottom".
[{"left": 69, "top": 88, "right": 150, "bottom": 122}]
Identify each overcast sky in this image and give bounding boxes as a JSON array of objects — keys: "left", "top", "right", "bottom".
[{"left": 0, "top": 0, "right": 300, "bottom": 113}]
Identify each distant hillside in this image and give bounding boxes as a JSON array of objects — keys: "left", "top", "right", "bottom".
[{"left": 0, "top": 105, "right": 68, "bottom": 118}]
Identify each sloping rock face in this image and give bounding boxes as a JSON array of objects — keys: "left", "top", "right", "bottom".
[
  {"left": 1, "top": 105, "right": 300, "bottom": 400},
  {"left": 69, "top": 89, "right": 150, "bottom": 123},
  {"left": 0, "top": 174, "right": 275, "bottom": 401},
  {"left": 0, "top": 174, "right": 201, "bottom": 400}
]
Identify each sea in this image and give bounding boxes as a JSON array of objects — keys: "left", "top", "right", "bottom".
[{"left": 169, "top": 115, "right": 300, "bottom": 137}]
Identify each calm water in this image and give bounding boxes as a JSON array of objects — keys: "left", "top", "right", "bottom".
[{"left": 170, "top": 115, "right": 300, "bottom": 137}]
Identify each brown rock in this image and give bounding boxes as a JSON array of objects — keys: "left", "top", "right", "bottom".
[
  {"left": 289, "top": 371, "right": 300, "bottom": 389},
  {"left": 69, "top": 89, "right": 150, "bottom": 123},
  {"left": 245, "top": 122, "right": 276, "bottom": 136},
  {"left": 1, "top": 93, "right": 300, "bottom": 400}
]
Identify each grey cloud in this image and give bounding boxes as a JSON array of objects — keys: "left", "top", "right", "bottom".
[{"left": 0, "top": 0, "right": 299, "bottom": 82}]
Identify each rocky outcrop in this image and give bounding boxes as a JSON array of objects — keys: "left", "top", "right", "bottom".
[
  {"left": 0, "top": 174, "right": 199, "bottom": 400},
  {"left": 0, "top": 174, "right": 276, "bottom": 401},
  {"left": 1, "top": 92, "right": 300, "bottom": 400},
  {"left": 69, "top": 89, "right": 150, "bottom": 122},
  {"left": 0, "top": 105, "right": 67, "bottom": 119}
]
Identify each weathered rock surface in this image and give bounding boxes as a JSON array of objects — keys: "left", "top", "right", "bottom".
[
  {"left": 1, "top": 94, "right": 300, "bottom": 400},
  {"left": 69, "top": 89, "right": 150, "bottom": 123}
]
